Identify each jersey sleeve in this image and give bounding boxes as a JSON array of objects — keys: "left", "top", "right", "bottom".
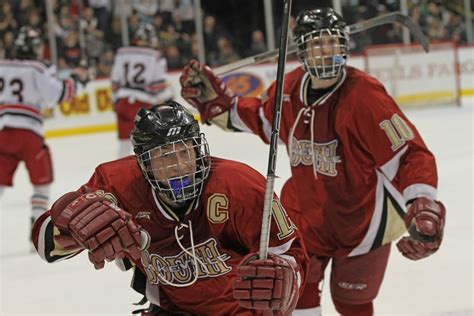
[
  {"left": 32, "top": 210, "right": 83, "bottom": 263},
  {"left": 228, "top": 81, "right": 278, "bottom": 144},
  {"left": 110, "top": 53, "right": 121, "bottom": 91},
  {"left": 34, "top": 64, "right": 75, "bottom": 105},
  {"left": 347, "top": 82, "right": 438, "bottom": 203},
  {"left": 149, "top": 57, "right": 174, "bottom": 101},
  {"left": 32, "top": 165, "right": 121, "bottom": 264}
]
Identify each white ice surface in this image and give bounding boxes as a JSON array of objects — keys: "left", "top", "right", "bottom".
[{"left": 1, "top": 104, "right": 473, "bottom": 315}]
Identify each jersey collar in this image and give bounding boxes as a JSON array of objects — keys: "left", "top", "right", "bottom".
[
  {"left": 300, "top": 68, "right": 347, "bottom": 106},
  {"left": 151, "top": 188, "right": 199, "bottom": 222}
]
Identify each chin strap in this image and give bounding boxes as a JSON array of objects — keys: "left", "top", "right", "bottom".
[{"left": 156, "top": 220, "right": 210, "bottom": 287}]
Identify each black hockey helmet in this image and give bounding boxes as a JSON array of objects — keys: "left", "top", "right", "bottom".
[
  {"left": 132, "top": 23, "right": 159, "bottom": 48},
  {"left": 13, "top": 26, "right": 43, "bottom": 60},
  {"left": 293, "top": 8, "right": 347, "bottom": 39},
  {"left": 131, "top": 101, "right": 211, "bottom": 204},
  {"left": 293, "top": 8, "right": 350, "bottom": 79},
  {"left": 132, "top": 101, "right": 201, "bottom": 154}
]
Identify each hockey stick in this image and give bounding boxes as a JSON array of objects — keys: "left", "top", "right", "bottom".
[
  {"left": 259, "top": 0, "right": 292, "bottom": 260},
  {"left": 214, "top": 11, "right": 429, "bottom": 76}
]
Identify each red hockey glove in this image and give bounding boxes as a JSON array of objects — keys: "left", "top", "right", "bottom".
[
  {"left": 50, "top": 191, "right": 142, "bottom": 269},
  {"left": 396, "top": 197, "right": 446, "bottom": 260},
  {"left": 233, "top": 253, "right": 299, "bottom": 315},
  {"left": 179, "top": 59, "right": 236, "bottom": 123}
]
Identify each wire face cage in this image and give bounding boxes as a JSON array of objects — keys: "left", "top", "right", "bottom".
[
  {"left": 137, "top": 135, "right": 211, "bottom": 203},
  {"left": 296, "top": 28, "right": 350, "bottom": 79}
]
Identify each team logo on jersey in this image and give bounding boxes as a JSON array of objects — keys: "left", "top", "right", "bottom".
[
  {"left": 222, "top": 72, "right": 264, "bottom": 97},
  {"left": 167, "top": 126, "right": 181, "bottom": 136},
  {"left": 142, "top": 238, "right": 232, "bottom": 285},
  {"left": 290, "top": 137, "right": 341, "bottom": 177}
]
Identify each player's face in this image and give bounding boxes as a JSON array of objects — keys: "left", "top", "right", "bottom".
[
  {"left": 304, "top": 33, "right": 342, "bottom": 67},
  {"left": 149, "top": 140, "right": 197, "bottom": 185}
]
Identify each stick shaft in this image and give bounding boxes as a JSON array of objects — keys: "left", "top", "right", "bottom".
[{"left": 259, "top": 0, "right": 292, "bottom": 260}]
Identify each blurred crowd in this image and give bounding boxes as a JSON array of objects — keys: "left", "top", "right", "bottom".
[
  {"left": 0, "top": 0, "right": 470, "bottom": 78},
  {"left": 344, "top": 0, "right": 470, "bottom": 52}
]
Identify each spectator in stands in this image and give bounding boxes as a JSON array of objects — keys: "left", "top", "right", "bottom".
[
  {"left": 165, "top": 45, "right": 185, "bottom": 69},
  {"left": 446, "top": 13, "right": 466, "bottom": 44},
  {"left": 152, "top": 13, "right": 165, "bottom": 34},
  {"left": 213, "top": 36, "right": 240, "bottom": 67},
  {"left": 174, "top": 0, "right": 195, "bottom": 35},
  {"left": 0, "top": 2, "right": 18, "bottom": 38},
  {"left": 189, "top": 37, "right": 201, "bottom": 61},
  {"left": 127, "top": 12, "right": 142, "bottom": 43},
  {"left": 246, "top": 30, "right": 267, "bottom": 56},
  {"left": 54, "top": 7, "right": 75, "bottom": 40},
  {"left": 83, "top": 6, "right": 101, "bottom": 36},
  {"left": 173, "top": 13, "right": 186, "bottom": 35},
  {"left": 105, "top": 16, "right": 123, "bottom": 51},
  {"left": 14, "top": 0, "right": 36, "bottom": 27},
  {"left": 427, "top": 18, "right": 446, "bottom": 41},
  {"left": 2, "top": 31, "right": 16, "bottom": 59},
  {"left": 83, "top": 6, "right": 105, "bottom": 68},
  {"left": 26, "top": 9, "right": 43, "bottom": 31},
  {"left": 96, "top": 47, "right": 115, "bottom": 78},
  {"left": 58, "top": 31, "right": 82, "bottom": 69},
  {"left": 203, "top": 15, "right": 222, "bottom": 63},
  {"left": 88, "top": 0, "right": 111, "bottom": 34},
  {"left": 371, "top": 4, "right": 395, "bottom": 45},
  {"left": 156, "top": 0, "right": 175, "bottom": 25},
  {"left": 159, "top": 24, "right": 179, "bottom": 48},
  {"left": 132, "top": 0, "right": 158, "bottom": 24}
]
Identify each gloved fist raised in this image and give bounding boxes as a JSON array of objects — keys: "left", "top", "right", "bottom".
[
  {"left": 179, "top": 59, "right": 235, "bottom": 123},
  {"left": 50, "top": 191, "right": 142, "bottom": 269},
  {"left": 233, "top": 253, "right": 299, "bottom": 315},
  {"left": 397, "top": 197, "right": 446, "bottom": 260}
]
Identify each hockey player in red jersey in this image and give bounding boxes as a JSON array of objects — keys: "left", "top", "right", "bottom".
[
  {"left": 32, "top": 101, "right": 309, "bottom": 315},
  {"left": 0, "top": 26, "right": 86, "bottom": 239},
  {"left": 111, "top": 23, "right": 174, "bottom": 158},
  {"left": 179, "top": 8, "right": 446, "bottom": 316}
]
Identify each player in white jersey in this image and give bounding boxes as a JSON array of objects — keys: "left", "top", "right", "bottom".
[
  {"left": 111, "top": 23, "right": 174, "bottom": 157},
  {"left": 0, "top": 26, "right": 84, "bottom": 242}
]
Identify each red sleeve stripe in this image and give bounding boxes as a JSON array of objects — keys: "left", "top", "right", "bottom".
[
  {"left": 0, "top": 104, "right": 43, "bottom": 121},
  {"left": 0, "top": 104, "right": 41, "bottom": 115},
  {"left": 60, "top": 78, "right": 74, "bottom": 102},
  {"left": 145, "top": 82, "right": 168, "bottom": 93}
]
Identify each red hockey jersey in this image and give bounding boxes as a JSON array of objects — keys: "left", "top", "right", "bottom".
[
  {"left": 229, "top": 66, "right": 438, "bottom": 257},
  {"left": 33, "top": 156, "right": 308, "bottom": 315}
]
